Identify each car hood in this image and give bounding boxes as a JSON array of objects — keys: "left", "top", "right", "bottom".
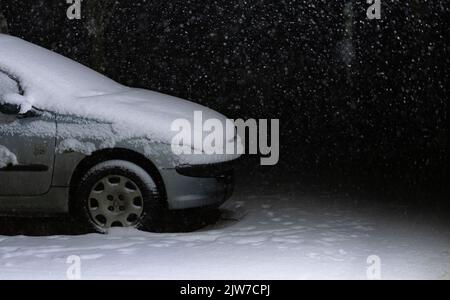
[{"left": 61, "top": 88, "right": 238, "bottom": 152}]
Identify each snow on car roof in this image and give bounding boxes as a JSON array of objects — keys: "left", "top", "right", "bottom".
[{"left": 0, "top": 34, "right": 126, "bottom": 101}]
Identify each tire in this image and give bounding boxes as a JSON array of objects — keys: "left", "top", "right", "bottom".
[{"left": 73, "top": 160, "right": 164, "bottom": 233}]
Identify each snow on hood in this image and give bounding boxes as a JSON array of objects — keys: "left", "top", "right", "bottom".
[
  {"left": 65, "top": 88, "right": 237, "bottom": 148},
  {"left": 0, "top": 34, "right": 237, "bottom": 151}
]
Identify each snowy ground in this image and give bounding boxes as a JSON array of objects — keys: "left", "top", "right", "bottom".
[{"left": 0, "top": 180, "right": 449, "bottom": 280}]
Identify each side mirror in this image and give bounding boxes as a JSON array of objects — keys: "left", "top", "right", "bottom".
[
  {"left": 0, "top": 94, "right": 32, "bottom": 115},
  {"left": 0, "top": 101, "right": 21, "bottom": 115}
]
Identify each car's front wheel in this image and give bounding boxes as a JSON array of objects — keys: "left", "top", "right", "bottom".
[{"left": 74, "top": 160, "right": 164, "bottom": 233}]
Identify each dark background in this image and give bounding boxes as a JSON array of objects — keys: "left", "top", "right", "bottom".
[{"left": 0, "top": 0, "right": 447, "bottom": 209}]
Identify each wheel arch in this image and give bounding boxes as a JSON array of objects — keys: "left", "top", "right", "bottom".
[{"left": 68, "top": 148, "right": 168, "bottom": 213}]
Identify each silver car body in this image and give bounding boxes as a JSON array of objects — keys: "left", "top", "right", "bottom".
[{"left": 0, "top": 35, "right": 238, "bottom": 215}]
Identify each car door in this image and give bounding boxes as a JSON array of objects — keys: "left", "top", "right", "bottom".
[{"left": 0, "top": 71, "right": 56, "bottom": 196}]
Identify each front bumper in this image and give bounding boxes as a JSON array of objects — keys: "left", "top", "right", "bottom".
[{"left": 161, "top": 159, "right": 238, "bottom": 210}]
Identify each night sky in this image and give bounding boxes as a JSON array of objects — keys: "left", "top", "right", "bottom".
[{"left": 0, "top": 1, "right": 447, "bottom": 207}]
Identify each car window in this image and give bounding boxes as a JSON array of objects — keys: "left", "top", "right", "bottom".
[{"left": 0, "top": 71, "right": 20, "bottom": 100}]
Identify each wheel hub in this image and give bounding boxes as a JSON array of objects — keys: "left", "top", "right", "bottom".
[{"left": 87, "top": 175, "right": 144, "bottom": 228}]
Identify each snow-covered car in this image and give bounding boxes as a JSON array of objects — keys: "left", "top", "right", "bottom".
[{"left": 0, "top": 34, "right": 240, "bottom": 232}]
